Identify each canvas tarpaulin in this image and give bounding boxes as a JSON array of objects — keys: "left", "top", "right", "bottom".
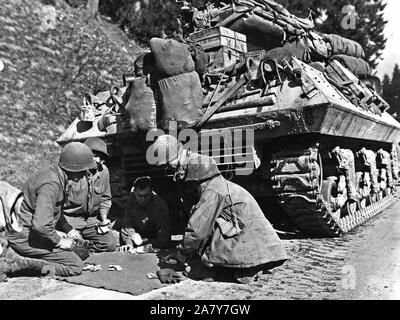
[
  {"left": 324, "top": 34, "right": 365, "bottom": 59},
  {"left": 63, "top": 251, "right": 178, "bottom": 296},
  {"left": 330, "top": 54, "right": 372, "bottom": 78}
]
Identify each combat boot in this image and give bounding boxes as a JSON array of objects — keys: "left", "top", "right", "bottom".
[
  {"left": 184, "top": 256, "right": 216, "bottom": 282},
  {"left": 0, "top": 248, "right": 55, "bottom": 280},
  {"left": 233, "top": 267, "right": 264, "bottom": 284}
]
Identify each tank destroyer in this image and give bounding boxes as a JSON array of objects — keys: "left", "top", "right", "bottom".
[{"left": 57, "top": 0, "right": 400, "bottom": 236}]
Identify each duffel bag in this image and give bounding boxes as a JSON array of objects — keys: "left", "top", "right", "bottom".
[
  {"left": 158, "top": 70, "right": 204, "bottom": 128},
  {"left": 150, "top": 38, "right": 195, "bottom": 76},
  {"left": 124, "top": 77, "right": 157, "bottom": 132},
  {"left": 324, "top": 34, "right": 365, "bottom": 59},
  {"left": 242, "top": 14, "right": 285, "bottom": 42},
  {"left": 229, "top": 16, "right": 284, "bottom": 51},
  {"left": 330, "top": 55, "right": 372, "bottom": 77}
]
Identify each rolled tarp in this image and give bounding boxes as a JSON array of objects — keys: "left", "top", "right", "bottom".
[
  {"left": 323, "top": 34, "right": 365, "bottom": 59},
  {"left": 330, "top": 54, "right": 372, "bottom": 78}
]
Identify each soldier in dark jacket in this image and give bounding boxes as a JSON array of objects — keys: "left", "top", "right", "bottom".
[
  {"left": 119, "top": 176, "right": 171, "bottom": 250},
  {"left": 148, "top": 135, "right": 288, "bottom": 283},
  {"left": 7, "top": 142, "right": 98, "bottom": 277},
  {"left": 59, "top": 138, "right": 117, "bottom": 252}
]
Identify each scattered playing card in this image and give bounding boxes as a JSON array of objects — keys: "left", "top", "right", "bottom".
[
  {"left": 146, "top": 272, "right": 158, "bottom": 279},
  {"left": 108, "top": 265, "right": 123, "bottom": 271},
  {"left": 83, "top": 263, "right": 102, "bottom": 272},
  {"left": 171, "top": 235, "right": 183, "bottom": 241}
]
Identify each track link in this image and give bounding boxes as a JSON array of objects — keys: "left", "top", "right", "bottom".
[{"left": 271, "top": 146, "right": 397, "bottom": 236}]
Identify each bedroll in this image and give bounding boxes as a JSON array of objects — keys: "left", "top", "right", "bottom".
[
  {"left": 330, "top": 55, "right": 372, "bottom": 78},
  {"left": 324, "top": 34, "right": 365, "bottom": 59}
]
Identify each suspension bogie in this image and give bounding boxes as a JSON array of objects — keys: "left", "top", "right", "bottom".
[{"left": 271, "top": 140, "right": 398, "bottom": 236}]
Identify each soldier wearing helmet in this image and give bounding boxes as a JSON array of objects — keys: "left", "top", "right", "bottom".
[
  {"left": 7, "top": 142, "right": 98, "bottom": 277},
  {"left": 58, "top": 137, "right": 117, "bottom": 253},
  {"left": 148, "top": 134, "right": 288, "bottom": 283}
]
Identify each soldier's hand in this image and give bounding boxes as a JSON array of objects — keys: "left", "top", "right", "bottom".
[
  {"left": 57, "top": 238, "right": 75, "bottom": 251},
  {"left": 67, "top": 229, "right": 83, "bottom": 241},
  {"left": 56, "top": 231, "right": 68, "bottom": 239},
  {"left": 98, "top": 218, "right": 111, "bottom": 227}
]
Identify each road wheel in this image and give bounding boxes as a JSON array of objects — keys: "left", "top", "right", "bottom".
[
  {"left": 321, "top": 180, "right": 341, "bottom": 221},
  {"left": 356, "top": 172, "right": 367, "bottom": 210}
]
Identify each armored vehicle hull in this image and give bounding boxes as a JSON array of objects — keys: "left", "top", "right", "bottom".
[{"left": 57, "top": 1, "right": 400, "bottom": 237}]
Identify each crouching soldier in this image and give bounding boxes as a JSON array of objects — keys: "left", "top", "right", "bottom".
[
  {"left": 148, "top": 135, "right": 289, "bottom": 283},
  {"left": 59, "top": 137, "right": 117, "bottom": 253},
  {"left": 119, "top": 176, "right": 171, "bottom": 251},
  {"left": 7, "top": 142, "right": 99, "bottom": 277}
]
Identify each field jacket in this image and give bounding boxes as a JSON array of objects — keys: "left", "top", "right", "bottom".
[
  {"left": 62, "top": 163, "right": 112, "bottom": 229},
  {"left": 181, "top": 174, "right": 288, "bottom": 268},
  {"left": 14, "top": 164, "right": 73, "bottom": 248}
]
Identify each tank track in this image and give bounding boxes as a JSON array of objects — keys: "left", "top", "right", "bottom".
[{"left": 271, "top": 146, "right": 397, "bottom": 237}]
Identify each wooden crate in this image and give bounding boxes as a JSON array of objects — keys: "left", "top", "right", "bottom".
[
  {"left": 207, "top": 46, "right": 244, "bottom": 71},
  {"left": 189, "top": 27, "right": 247, "bottom": 53}
]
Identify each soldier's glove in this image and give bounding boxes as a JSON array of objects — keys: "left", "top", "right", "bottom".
[{"left": 157, "top": 268, "right": 185, "bottom": 284}]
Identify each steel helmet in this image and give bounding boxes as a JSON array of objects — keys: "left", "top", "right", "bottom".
[
  {"left": 59, "top": 142, "right": 97, "bottom": 172},
  {"left": 147, "top": 134, "right": 183, "bottom": 166},
  {"left": 184, "top": 154, "right": 221, "bottom": 182},
  {"left": 84, "top": 137, "right": 109, "bottom": 157}
]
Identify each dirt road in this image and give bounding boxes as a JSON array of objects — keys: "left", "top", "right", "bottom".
[
  {"left": 136, "top": 196, "right": 400, "bottom": 300},
  {"left": 2, "top": 197, "right": 400, "bottom": 300}
]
